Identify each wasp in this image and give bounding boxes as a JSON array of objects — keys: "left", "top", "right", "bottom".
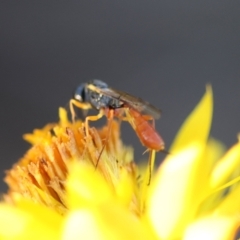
[{"left": 70, "top": 80, "right": 165, "bottom": 183}]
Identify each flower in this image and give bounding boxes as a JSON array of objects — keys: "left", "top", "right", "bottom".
[{"left": 0, "top": 86, "right": 240, "bottom": 239}]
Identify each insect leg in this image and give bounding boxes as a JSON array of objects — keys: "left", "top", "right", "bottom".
[
  {"left": 95, "top": 109, "right": 114, "bottom": 168},
  {"left": 69, "top": 99, "right": 92, "bottom": 122},
  {"left": 85, "top": 110, "right": 105, "bottom": 137},
  {"left": 147, "top": 150, "right": 156, "bottom": 185}
]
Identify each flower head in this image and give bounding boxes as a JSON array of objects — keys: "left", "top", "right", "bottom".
[
  {"left": 4, "top": 108, "right": 140, "bottom": 215},
  {"left": 1, "top": 86, "right": 240, "bottom": 239}
]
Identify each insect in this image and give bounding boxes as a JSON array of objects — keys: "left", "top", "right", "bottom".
[{"left": 70, "top": 79, "right": 165, "bottom": 183}]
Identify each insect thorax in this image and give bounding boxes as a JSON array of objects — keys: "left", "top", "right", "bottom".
[{"left": 88, "top": 90, "right": 123, "bottom": 110}]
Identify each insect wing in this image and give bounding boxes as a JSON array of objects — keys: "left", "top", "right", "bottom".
[{"left": 96, "top": 87, "right": 161, "bottom": 119}]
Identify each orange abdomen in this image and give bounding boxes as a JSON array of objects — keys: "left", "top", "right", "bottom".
[{"left": 128, "top": 109, "right": 165, "bottom": 151}]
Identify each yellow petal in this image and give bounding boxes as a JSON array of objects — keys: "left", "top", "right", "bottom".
[
  {"left": 23, "top": 124, "right": 55, "bottom": 145},
  {"left": 62, "top": 209, "right": 104, "bottom": 240},
  {"left": 66, "top": 160, "right": 137, "bottom": 212},
  {"left": 147, "top": 144, "right": 204, "bottom": 239},
  {"left": 147, "top": 86, "right": 213, "bottom": 239},
  {"left": 170, "top": 85, "right": 213, "bottom": 153},
  {"left": 59, "top": 107, "right": 69, "bottom": 125},
  {"left": 214, "top": 183, "right": 240, "bottom": 215},
  {"left": 63, "top": 203, "right": 158, "bottom": 240},
  {"left": 183, "top": 215, "right": 239, "bottom": 240},
  {"left": 0, "top": 200, "right": 62, "bottom": 240},
  {"left": 205, "top": 137, "right": 226, "bottom": 170},
  {"left": 66, "top": 161, "right": 113, "bottom": 210},
  {"left": 196, "top": 139, "right": 226, "bottom": 214},
  {"left": 114, "top": 168, "right": 135, "bottom": 208},
  {"left": 210, "top": 141, "right": 240, "bottom": 189}
]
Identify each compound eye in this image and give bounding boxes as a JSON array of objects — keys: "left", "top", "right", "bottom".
[{"left": 73, "top": 83, "right": 86, "bottom": 102}]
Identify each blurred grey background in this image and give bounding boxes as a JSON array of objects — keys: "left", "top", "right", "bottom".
[{"left": 0, "top": 1, "right": 240, "bottom": 191}]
